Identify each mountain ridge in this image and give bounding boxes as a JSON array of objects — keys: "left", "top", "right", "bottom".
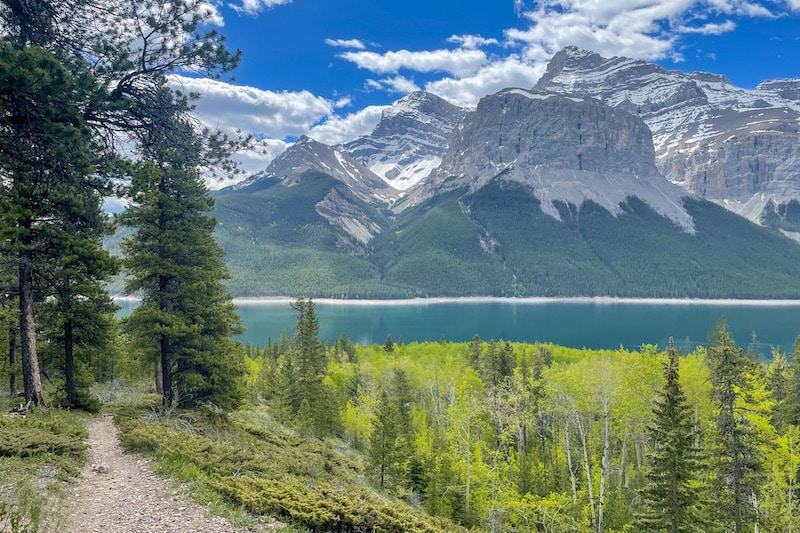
[{"left": 210, "top": 48, "right": 800, "bottom": 298}]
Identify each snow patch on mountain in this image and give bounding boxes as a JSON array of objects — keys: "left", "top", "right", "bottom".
[
  {"left": 344, "top": 91, "right": 466, "bottom": 191},
  {"left": 535, "top": 46, "right": 800, "bottom": 223}
]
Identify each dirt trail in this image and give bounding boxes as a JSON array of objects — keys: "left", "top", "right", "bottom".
[{"left": 64, "top": 415, "right": 258, "bottom": 533}]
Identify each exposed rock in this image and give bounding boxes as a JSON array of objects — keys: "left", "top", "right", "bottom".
[
  {"left": 235, "top": 136, "right": 398, "bottom": 203},
  {"left": 535, "top": 46, "right": 800, "bottom": 222},
  {"left": 414, "top": 88, "right": 694, "bottom": 232},
  {"left": 344, "top": 91, "right": 466, "bottom": 191}
]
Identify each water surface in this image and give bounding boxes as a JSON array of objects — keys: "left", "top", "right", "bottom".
[{"left": 116, "top": 298, "right": 800, "bottom": 355}]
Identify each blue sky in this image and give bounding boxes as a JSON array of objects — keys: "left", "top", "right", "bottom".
[{"left": 176, "top": 0, "right": 800, "bottom": 183}]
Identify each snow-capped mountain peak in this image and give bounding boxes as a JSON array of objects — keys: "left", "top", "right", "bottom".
[{"left": 343, "top": 91, "right": 466, "bottom": 191}]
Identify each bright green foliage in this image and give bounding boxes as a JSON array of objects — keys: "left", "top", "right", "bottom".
[
  {"left": 121, "top": 148, "right": 245, "bottom": 411},
  {"left": 767, "top": 347, "right": 789, "bottom": 429},
  {"left": 784, "top": 338, "right": 800, "bottom": 427},
  {"left": 636, "top": 339, "right": 703, "bottom": 532}
]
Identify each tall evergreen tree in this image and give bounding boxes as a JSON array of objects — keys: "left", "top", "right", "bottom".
[
  {"left": 784, "top": 337, "right": 800, "bottom": 427},
  {"left": 0, "top": 43, "right": 112, "bottom": 407},
  {"left": 369, "top": 388, "right": 403, "bottom": 489},
  {"left": 706, "top": 318, "right": 763, "bottom": 532},
  {"left": 120, "top": 134, "right": 245, "bottom": 411},
  {"left": 0, "top": 0, "right": 241, "bottom": 409},
  {"left": 275, "top": 297, "right": 340, "bottom": 435},
  {"left": 636, "top": 339, "right": 702, "bottom": 532}
]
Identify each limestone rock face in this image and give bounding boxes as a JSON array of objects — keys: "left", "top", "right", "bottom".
[
  {"left": 535, "top": 46, "right": 800, "bottom": 221},
  {"left": 344, "top": 91, "right": 466, "bottom": 191},
  {"left": 416, "top": 88, "right": 694, "bottom": 232},
  {"left": 438, "top": 88, "right": 658, "bottom": 179}
]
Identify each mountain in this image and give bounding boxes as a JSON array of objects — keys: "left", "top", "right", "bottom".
[
  {"left": 212, "top": 85, "right": 800, "bottom": 299},
  {"left": 534, "top": 46, "right": 800, "bottom": 224},
  {"left": 343, "top": 91, "right": 466, "bottom": 191},
  {"left": 229, "top": 136, "right": 398, "bottom": 246},
  {"left": 411, "top": 88, "right": 694, "bottom": 233}
]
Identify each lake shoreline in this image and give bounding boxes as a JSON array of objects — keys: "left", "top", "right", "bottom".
[{"left": 228, "top": 296, "right": 800, "bottom": 306}]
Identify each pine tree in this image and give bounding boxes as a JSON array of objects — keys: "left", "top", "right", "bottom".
[
  {"left": 121, "top": 139, "right": 245, "bottom": 411},
  {"left": 706, "top": 318, "right": 763, "bottom": 532},
  {"left": 369, "top": 388, "right": 403, "bottom": 489},
  {"left": 277, "top": 297, "right": 340, "bottom": 435},
  {"left": 784, "top": 337, "right": 800, "bottom": 426},
  {"left": 636, "top": 339, "right": 702, "bottom": 532},
  {"left": 0, "top": 44, "right": 112, "bottom": 407}
]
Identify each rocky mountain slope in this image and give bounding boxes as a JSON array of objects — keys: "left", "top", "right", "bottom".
[
  {"left": 534, "top": 46, "right": 800, "bottom": 223},
  {"left": 213, "top": 80, "right": 800, "bottom": 298},
  {"left": 230, "top": 136, "right": 397, "bottom": 245},
  {"left": 413, "top": 88, "right": 694, "bottom": 233},
  {"left": 343, "top": 91, "right": 466, "bottom": 191}
]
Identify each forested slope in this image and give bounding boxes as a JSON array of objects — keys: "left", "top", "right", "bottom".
[{"left": 214, "top": 175, "right": 800, "bottom": 298}]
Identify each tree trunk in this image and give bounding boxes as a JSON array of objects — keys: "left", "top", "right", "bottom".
[
  {"left": 564, "top": 413, "right": 578, "bottom": 502},
  {"left": 64, "top": 319, "right": 76, "bottom": 407},
  {"left": 19, "top": 250, "right": 46, "bottom": 407},
  {"left": 598, "top": 408, "right": 611, "bottom": 533},
  {"left": 155, "top": 357, "right": 164, "bottom": 396},
  {"left": 578, "top": 415, "right": 597, "bottom": 529},
  {"left": 161, "top": 334, "right": 172, "bottom": 407},
  {"left": 9, "top": 323, "right": 17, "bottom": 399}
]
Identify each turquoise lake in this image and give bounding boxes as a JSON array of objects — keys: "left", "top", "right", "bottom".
[{"left": 116, "top": 299, "right": 800, "bottom": 355}]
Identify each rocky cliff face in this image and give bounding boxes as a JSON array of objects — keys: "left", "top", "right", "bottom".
[
  {"left": 233, "top": 136, "right": 396, "bottom": 244},
  {"left": 343, "top": 91, "right": 466, "bottom": 191},
  {"left": 418, "top": 88, "right": 693, "bottom": 232},
  {"left": 535, "top": 46, "right": 800, "bottom": 221},
  {"left": 236, "top": 136, "right": 396, "bottom": 201}
]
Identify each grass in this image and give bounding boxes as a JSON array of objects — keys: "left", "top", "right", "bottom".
[{"left": 0, "top": 408, "right": 87, "bottom": 533}]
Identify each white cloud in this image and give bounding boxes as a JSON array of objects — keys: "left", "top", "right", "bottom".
[
  {"left": 229, "top": 0, "right": 292, "bottom": 16},
  {"left": 307, "top": 105, "right": 389, "bottom": 145},
  {"left": 677, "top": 20, "right": 736, "bottom": 34},
  {"left": 325, "top": 38, "right": 367, "bottom": 49},
  {"left": 210, "top": 138, "right": 289, "bottom": 188},
  {"left": 447, "top": 34, "right": 500, "bottom": 49},
  {"left": 789, "top": 0, "right": 800, "bottom": 12},
  {"left": 506, "top": 6, "right": 680, "bottom": 63},
  {"left": 366, "top": 75, "right": 421, "bottom": 94},
  {"left": 339, "top": 48, "right": 487, "bottom": 77},
  {"left": 506, "top": 0, "right": 781, "bottom": 66},
  {"left": 425, "top": 56, "right": 543, "bottom": 107},
  {"left": 736, "top": 2, "right": 774, "bottom": 17},
  {"left": 170, "top": 75, "right": 332, "bottom": 138}
]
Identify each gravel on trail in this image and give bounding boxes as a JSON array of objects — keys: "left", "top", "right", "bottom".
[{"left": 64, "top": 414, "right": 269, "bottom": 533}]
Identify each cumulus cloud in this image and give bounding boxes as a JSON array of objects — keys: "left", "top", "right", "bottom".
[
  {"left": 229, "top": 0, "right": 292, "bottom": 16},
  {"left": 170, "top": 75, "right": 332, "bottom": 138},
  {"left": 789, "top": 0, "right": 800, "bottom": 11},
  {"left": 325, "top": 38, "right": 367, "bottom": 49},
  {"left": 425, "top": 56, "right": 543, "bottom": 107},
  {"left": 447, "top": 34, "right": 500, "bottom": 49},
  {"left": 307, "top": 105, "right": 389, "bottom": 145},
  {"left": 211, "top": 138, "right": 290, "bottom": 188},
  {"left": 507, "top": 0, "right": 780, "bottom": 65},
  {"left": 339, "top": 48, "right": 487, "bottom": 77}
]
